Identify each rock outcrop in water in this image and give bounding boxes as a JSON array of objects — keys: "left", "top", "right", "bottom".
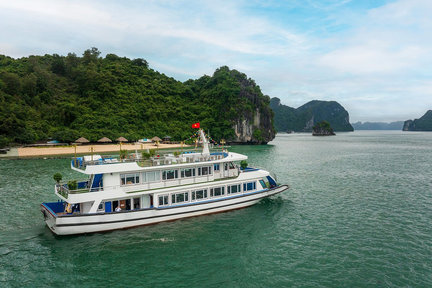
[
  {"left": 270, "top": 98, "right": 354, "bottom": 132},
  {"left": 403, "top": 110, "right": 432, "bottom": 131},
  {"left": 312, "top": 121, "right": 336, "bottom": 136}
]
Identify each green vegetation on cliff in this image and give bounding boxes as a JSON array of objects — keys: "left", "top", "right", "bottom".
[
  {"left": 0, "top": 48, "right": 275, "bottom": 147},
  {"left": 403, "top": 110, "right": 432, "bottom": 131},
  {"left": 270, "top": 97, "right": 354, "bottom": 132}
]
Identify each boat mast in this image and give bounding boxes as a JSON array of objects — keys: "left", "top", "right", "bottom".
[{"left": 198, "top": 128, "right": 210, "bottom": 155}]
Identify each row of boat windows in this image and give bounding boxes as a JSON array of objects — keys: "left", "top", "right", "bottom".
[
  {"left": 158, "top": 181, "right": 258, "bottom": 207},
  {"left": 120, "top": 163, "right": 235, "bottom": 186},
  {"left": 97, "top": 197, "right": 141, "bottom": 212},
  {"left": 161, "top": 166, "right": 215, "bottom": 180},
  {"left": 96, "top": 180, "right": 265, "bottom": 212}
]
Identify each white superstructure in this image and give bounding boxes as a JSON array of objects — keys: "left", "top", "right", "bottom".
[{"left": 41, "top": 129, "right": 288, "bottom": 235}]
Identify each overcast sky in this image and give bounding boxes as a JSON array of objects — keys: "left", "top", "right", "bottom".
[{"left": 1, "top": 0, "right": 431, "bottom": 122}]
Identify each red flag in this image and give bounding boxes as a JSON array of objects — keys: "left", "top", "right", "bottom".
[{"left": 192, "top": 122, "right": 200, "bottom": 129}]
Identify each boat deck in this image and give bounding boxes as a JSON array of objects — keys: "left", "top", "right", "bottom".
[{"left": 72, "top": 151, "right": 229, "bottom": 170}]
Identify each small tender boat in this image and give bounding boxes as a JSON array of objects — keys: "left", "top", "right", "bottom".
[{"left": 41, "top": 129, "right": 288, "bottom": 235}]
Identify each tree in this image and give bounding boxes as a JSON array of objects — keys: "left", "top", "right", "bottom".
[
  {"left": 51, "top": 54, "right": 66, "bottom": 75},
  {"left": 1, "top": 72, "right": 21, "bottom": 95},
  {"left": 83, "top": 47, "right": 101, "bottom": 64},
  {"left": 53, "top": 173, "right": 62, "bottom": 183},
  {"left": 132, "top": 58, "right": 148, "bottom": 68}
]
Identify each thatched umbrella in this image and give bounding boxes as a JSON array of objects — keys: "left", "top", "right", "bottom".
[
  {"left": 116, "top": 136, "right": 128, "bottom": 143},
  {"left": 151, "top": 136, "right": 162, "bottom": 142},
  {"left": 75, "top": 137, "right": 89, "bottom": 143},
  {"left": 97, "top": 137, "right": 112, "bottom": 143}
]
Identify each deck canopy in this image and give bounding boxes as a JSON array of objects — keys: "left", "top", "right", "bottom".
[
  {"left": 97, "top": 137, "right": 112, "bottom": 143},
  {"left": 75, "top": 137, "right": 89, "bottom": 143},
  {"left": 116, "top": 137, "right": 128, "bottom": 143}
]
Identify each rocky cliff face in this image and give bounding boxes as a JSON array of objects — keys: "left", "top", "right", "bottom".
[
  {"left": 189, "top": 66, "right": 276, "bottom": 144},
  {"left": 403, "top": 110, "right": 432, "bottom": 131},
  {"left": 231, "top": 107, "right": 275, "bottom": 144},
  {"left": 270, "top": 98, "right": 354, "bottom": 132}
]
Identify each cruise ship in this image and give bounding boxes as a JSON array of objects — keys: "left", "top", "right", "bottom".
[{"left": 41, "top": 129, "right": 289, "bottom": 235}]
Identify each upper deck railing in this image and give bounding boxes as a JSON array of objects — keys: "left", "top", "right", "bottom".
[{"left": 71, "top": 150, "right": 229, "bottom": 170}]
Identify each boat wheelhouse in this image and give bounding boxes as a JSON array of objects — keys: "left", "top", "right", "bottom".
[{"left": 41, "top": 129, "right": 288, "bottom": 235}]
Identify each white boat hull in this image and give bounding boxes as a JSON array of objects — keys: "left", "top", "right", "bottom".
[{"left": 41, "top": 185, "right": 288, "bottom": 235}]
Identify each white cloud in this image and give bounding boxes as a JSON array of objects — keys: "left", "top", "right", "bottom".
[{"left": 0, "top": 0, "right": 431, "bottom": 122}]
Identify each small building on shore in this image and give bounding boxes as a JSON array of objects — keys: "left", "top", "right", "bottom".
[
  {"left": 74, "top": 137, "right": 90, "bottom": 145},
  {"left": 97, "top": 137, "right": 113, "bottom": 144}
]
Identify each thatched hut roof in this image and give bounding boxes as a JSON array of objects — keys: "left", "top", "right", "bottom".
[
  {"left": 116, "top": 136, "right": 128, "bottom": 143},
  {"left": 75, "top": 137, "right": 89, "bottom": 143},
  {"left": 97, "top": 137, "right": 112, "bottom": 143},
  {"left": 151, "top": 136, "right": 162, "bottom": 142}
]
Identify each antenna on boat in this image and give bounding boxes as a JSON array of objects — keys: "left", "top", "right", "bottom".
[{"left": 198, "top": 129, "right": 210, "bottom": 155}]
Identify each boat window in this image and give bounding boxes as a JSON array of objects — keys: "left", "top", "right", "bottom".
[
  {"left": 210, "top": 186, "right": 225, "bottom": 197},
  {"left": 121, "top": 173, "right": 140, "bottom": 185},
  {"left": 97, "top": 202, "right": 105, "bottom": 211},
  {"left": 259, "top": 180, "right": 267, "bottom": 189},
  {"left": 171, "top": 192, "right": 189, "bottom": 204},
  {"left": 202, "top": 166, "right": 208, "bottom": 175},
  {"left": 133, "top": 197, "right": 140, "bottom": 209},
  {"left": 162, "top": 169, "right": 178, "bottom": 180},
  {"left": 214, "top": 164, "right": 220, "bottom": 171},
  {"left": 192, "top": 189, "right": 208, "bottom": 201},
  {"left": 243, "top": 182, "right": 256, "bottom": 192},
  {"left": 228, "top": 184, "right": 241, "bottom": 194},
  {"left": 229, "top": 162, "right": 236, "bottom": 169},
  {"left": 158, "top": 194, "right": 169, "bottom": 206},
  {"left": 198, "top": 166, "right": 212, "bottom": 176},
  {"left": 144, "top": 171, "right": 160, "bottom": 182},
  {"left": 112, "top": 200, "right": 119, "bottom": 210},
  {"left": 181, "top": 168, "right": 195, "bottom": 178}
]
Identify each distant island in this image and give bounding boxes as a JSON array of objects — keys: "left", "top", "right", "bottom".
[
  {"left": 352, "top": 121, "right": 404, "bottom": 130},
  {"left": 270, "top": 97, "right": 354, "bottom": 132},
  {"left": 403, "top": 110, "right": 432, "bottom": 131},
  {"left": 312, "top": 121, "right": 335, "bottom": 136}
]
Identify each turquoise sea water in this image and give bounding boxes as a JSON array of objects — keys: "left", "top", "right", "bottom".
[{"left": 0, "top": 131, "right": 431, "bottom": 287}]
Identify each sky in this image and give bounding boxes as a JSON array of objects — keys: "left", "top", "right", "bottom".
[{"left": 1, "top": 0, "right": 432, "bottom": 122}]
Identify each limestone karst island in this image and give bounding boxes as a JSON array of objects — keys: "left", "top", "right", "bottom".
[{"left": 0, "top": 49, "right": 356, "bottom": 154}]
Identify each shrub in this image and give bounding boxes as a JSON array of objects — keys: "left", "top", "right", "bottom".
[
  {"left": 119, "top": 149, "right": 128, "bottom": 160},
  {"left": 142, "top": 152, "right": 151, "bottom": 159},
  {"left": 240, "top": 160, "right": 248, "bottom": 169},
  {"left": 149, "top": 149, "right": 156, "bottom": 157},
  {"left": 53, "top": 172, "right": 62, "bottom": 183},
  {"left": 67, "top": 180, "right": 77, "bottom": 190}
]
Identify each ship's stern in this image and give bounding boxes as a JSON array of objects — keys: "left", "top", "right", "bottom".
[{"left": 41, "top": 202, "right": 64, "bottom": 235}]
